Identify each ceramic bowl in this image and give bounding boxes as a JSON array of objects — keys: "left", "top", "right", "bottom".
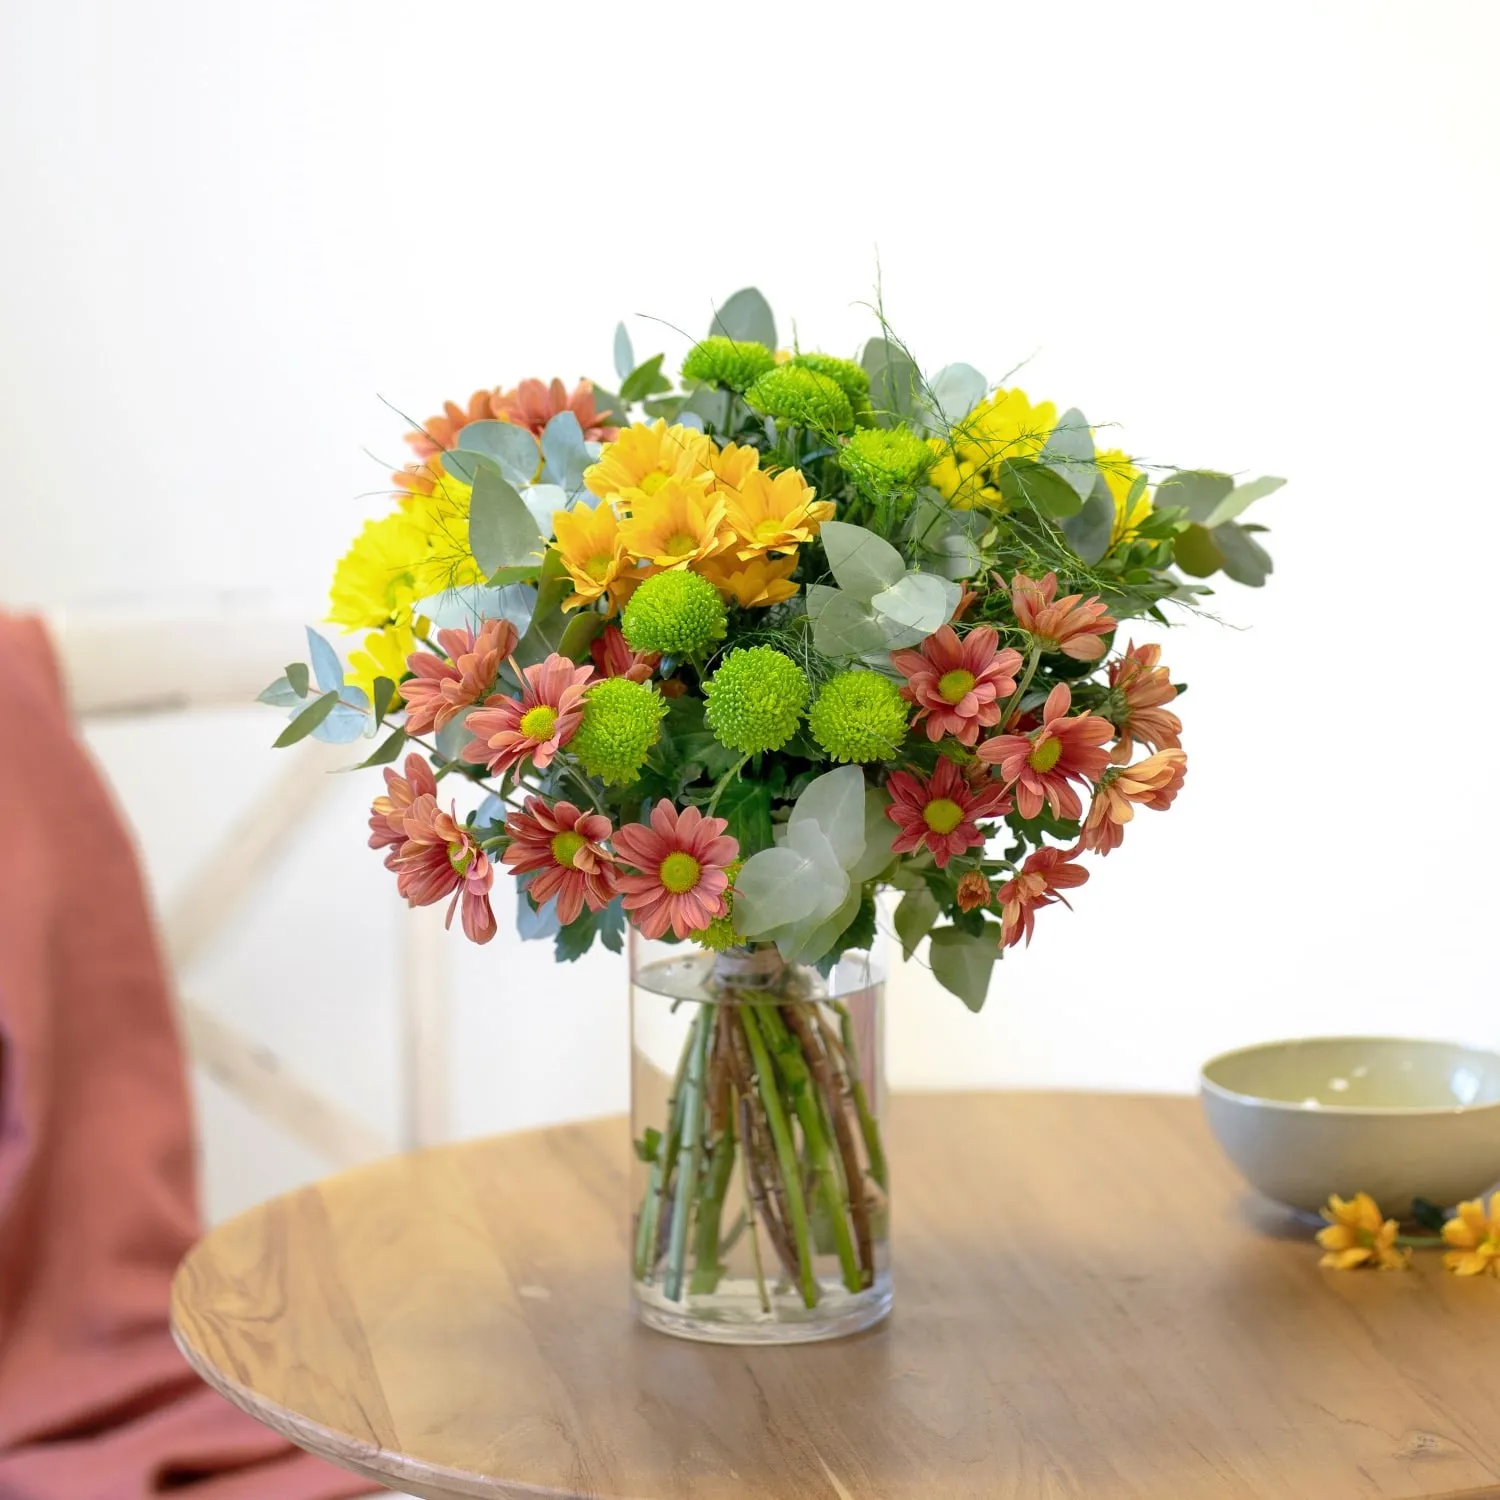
[{"left": 1200, "top": 1036, "right": 1500, "bottom": 1215}]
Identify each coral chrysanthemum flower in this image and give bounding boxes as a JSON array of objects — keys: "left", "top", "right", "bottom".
[
  {"left": 1009, "top": 571, "right": 1117, "bottom": 662},
  {"left": 1079, "top": 749, "right": 1188, "bottom": 856},
  {"left": 956, "top": 872, "right": 992, "bottom": 912},
  {"left": 589, "top": 622, "right": 659, "bottom": 683},
  {"left": 402, "top": 390, "right": 496, "bottom": 464},
  {"left": 720, "top": 467, "right": 835, "bottom": 559},
  {"left": 400, "top": 618, "right": 518, "bottom": 737},
  {"left": 462, "top": 653, "right": 592, "bottom": 775},
  {"left": 552, "top": 499, "right": 629, "bottom": 611},
  {"left": 1316, "top": 1193, "right": 1411, "bottom": 1272},
  {"left": 617, "top": 476, "right": 732, "bottom": 570},
  {"left": 977, "top": 683, "right": 1114, "bottom": 821},
  {"left": 388, "top": 795, "right": 498, "bottom": 944},
  {"left": 1442, "top": 1193, "right": 1500, "bottom": 1277},
  {"left": 695, "top": 550, "right": 801, "bottom": 609},
  {"left": 885, "top": 758, "right": 1011, "bottom": 869},
  {"left": 996, "top": 845, "right": 1089, "bottom": 949},
  {"left": 891, "top": 625, "right": 1023, "bottom": 746},
  {"left": 584, "top": 420, "right": 715, "bottom": 503},
  {"left": 493, "top": 378, "right": 619, "bottom": 442},
  {"left": 614, "top": 800, "right": 739, "bottom": 940},
  {"left": 501, "top": 796, "right": 618, "bottom": 927},
  {"left": 1107, "top": 640, "right": 1182, "bottom": 763},
  {"left": 368, "top": 753, "right": 437, "bottom": 853}
]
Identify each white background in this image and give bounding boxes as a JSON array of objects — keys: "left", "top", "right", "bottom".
[{"left": 2, "top": 1, "right": 1497, "bottom": 1221}]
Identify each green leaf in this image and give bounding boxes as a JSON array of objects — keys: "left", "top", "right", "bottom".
[
  {"left": 372, "top": 675, "right": 397, "bottom": 727},
  {"left": 836, "top": 893, "right": 878, "bottom": 957},
  {"left": 848, "top": 788, "right": 897, "bottom": 883},
  {"left": 486, "top": 563, "right": 542, "bottom": 588},
  {"left": 790, "top": 764, "right": 867, "bottom": 869},
  {"left": 1001, "top": 459, "right": 1083, "bottom": 520},
  {"left": 929, "top": 924, "right": 1001, "bottom": 1012},
  {"left": 541, "top": 411, "right": 590, "bottom": 498},
  {"left": 272, "top": 690, "right": 340, "bottom": 747},
  {"left": 861, "top": 336, "right": 921, "bottom": 427},
  {"left": 1061, "top": 476, "right": 1114, "bottom": 565},
  {"left": 715, "top": 776, "right": 774, "bottom": 855},
  {"left": 613, "top": 322, "right": 634, "bottom": 383},
  {"left": 1215, "top": 521, "right": 1273, "bottom": 587},
  {"left": 449, "top": 420, "right": 540, "bottom": 489},
  {"left": 710, "top": 287, "right": 776, "bottom": 348},
  {"left": 351, "top": 726, "right": 409, "bottom": 768},
  {"left": 619, "top": 353, "right": 668, "bottom": 404},
  {"left": 894, "top": 886, "right": 940, "bottom": 961},
  {"left": 555, "top": 907, "right": 602, "bottom": 963},
  {"left": 1174, "top": 523, "right": 1226, "bottom": 578},
  {"left": 514, "top": 549, "right": 573, "bottom": 666},
  {"left": 634, "top": 1125, "right": 663, "bottom": 1164},
  {"left": 806, "top": 585, "right": 888, "bottom": 658},
  {"left": 925, "top": 362, "right": 986, "bottom": 431},
  {"left": 1156, "top": 470, "right": 1235, "bottom": 526},
  {"left": 590, "top": 385, "right": 625, "bottom": 429},
  {"left": 557, "top": 609, "right": 606, "bottom": 663},
  {"left": 306, "top": 627, "right": 344, "bottom": 693},
  {"left": 682, "top": 385, "right": 729, "bottom": 429},
  {"left": 285, "top": 661, "right": 310, "bottom": 697},
  {"left": 820, "top": 520, "right": 906, "bottom": 602},
  {"left": 1202, "top": 475, "right": 1286, "bottom": 530},
  {"left": 1041, "top": 407, "right": 1096, "bottom": 501},
  {"left": 597, "top": 896, "right": 626, "bottom": 955},
  {"left": 468, "top": 466, "right": 544, "bottom": 576},
  {"left": 870, "top": 570, "right": 961, "bottom": 649}
]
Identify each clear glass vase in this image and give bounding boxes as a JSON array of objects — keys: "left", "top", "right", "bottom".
[{"left": 630, "top": 932, "right": 891, "bottom": 1344}]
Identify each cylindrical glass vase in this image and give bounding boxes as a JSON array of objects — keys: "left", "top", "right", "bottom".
[{"left": 630, "top": 932, "right": 890, "bottom": 1344}]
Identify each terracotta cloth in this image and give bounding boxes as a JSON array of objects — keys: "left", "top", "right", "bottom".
[{"left": 0, "top": 616, "right": 368, "bottom": 1500}]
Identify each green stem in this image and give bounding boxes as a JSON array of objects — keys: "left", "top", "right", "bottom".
[
  {"left": 634, "top": 1041, "right": 690, "bottom": 1281},
  {"left": 689, "top": 1098, "right": 737, "bottom": 1295},
  {"left": 1396, "top": 1235, "right": 1448, "bottom": 1249},
  {"left": 999, "top": 643, "right": 1042, "bottom": 732},
  {"left": 834, "top": 1002, "right": 888, "bottom": 1192},
  {"left": 735, "top": 1088, "right": 772, "bottom": 1314},
  {"left": 705, "top": 753, "right": 751, "bottom": 817},
  {"left": 664, "top": 1011, "right": 712, "bottom": 1303},
  {"left": 741, "top": 1005, "right": 819, "bottom": 1309}
]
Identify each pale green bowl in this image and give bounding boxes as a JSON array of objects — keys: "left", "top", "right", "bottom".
[{"left": 1200, "top": 1036, "right": 1500, "bottom": 1215}]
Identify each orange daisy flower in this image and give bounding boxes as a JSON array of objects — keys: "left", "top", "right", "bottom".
[
  {"left": 1107, "top": 640, "right": 1182, "bottom": 763},
  {"left": 996, "top": 845, "right": 1089, "bottom": 949},
  {"left": 501, "top": 796, "right": 618, "bottom": 927},
  {"left": 368, "top": 753, "right": 437, "bottom": 853},
  {"left": 462, "top": 653, "right": 592, "bottom": 775},
  {"left": 387, "top": 795, "right": 498, "bottom": 945},
  {"left": 977, "top": 683, "right": 1114, "bottom": 821},
  {"left": 885, "top": 758, "right": 1011, "bottom": 868},
  {"left": 891, "top": 624, "right": 1023, "bottom": 746},
  {"left": 1009, "top": 571, "right": 1116, "bottom": 662},
  {"left": 1079, "top": 750, "right": 1189, "bottom": 855},
  {"left": 493, "top": 378, "right": 619, "bottom": 441},
  {"left": 399, "top": 618, "right": 518, "bottom": 737}
]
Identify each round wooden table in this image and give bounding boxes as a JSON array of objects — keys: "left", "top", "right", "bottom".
[{"left": 170, "top": 1093, "right": 1500, "bottom": 1500}]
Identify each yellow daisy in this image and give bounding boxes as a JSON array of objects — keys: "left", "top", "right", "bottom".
[
  {"left": 618, "top": 476, "right": 731, "bottom": 570},
  {"left": 721, "top": 468, "right": 834, "bottom": 559},
  {"left": 1098, "top": 448, "right": 1153, "bottom": 548},
  {"left": 1315, "top": 1193, "right": 1411, "bottom": 1271},
  {"left": 584, "top": 420, "right": 714, "bottom": 503},
  {"left": 931, "top": 387, "right": 1059, "bottom": 510},
  {"left": 329, "top": 510, "right": 429, "bottom": 631},
  {"left": 1443, "top": 1194, "right": 1500, "bottom": 1277},
  {"left": 404, "top": 473, "right": 488, "bottom": 598},
  {"left": 552, "top": 501, "right": 629, "bottom": 610},
  {"left": 706, "top": 440, "right": 762, "bottom": 496},
  {"left": 697, "top": 550, "right": 800, "bottom": 609},
  {"left": 347, "top": 616, "right": 418, "bottom": 703}
]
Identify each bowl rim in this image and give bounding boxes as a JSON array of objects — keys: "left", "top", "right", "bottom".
[{"left": 1199, "top": 1034, "right": 1500, "bottom": 1116}]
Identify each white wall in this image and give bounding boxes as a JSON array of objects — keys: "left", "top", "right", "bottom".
[{"left": 3, "top": 1, "right": 1498, "bottom": 1219}]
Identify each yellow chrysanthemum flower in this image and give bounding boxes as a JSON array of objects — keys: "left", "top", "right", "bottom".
[
  {"left": 584, "top": 420, "right": 715, "bottom": 504},
  {"left": 1315, "top": 1193, "right": 1411, "bottom": 1272},
  {"left": 1442, "top": 1193, "right": 1500, "bottom": 1277},
  {"left": 696, "top": 550, "right": 800, "bottom": 608},
  {"left": 706, "top": 440, "right": 761, "bottom": 496},
  {"left": 930, "top": 387, "right": 1059, "bottom": 510},
  {"left": 1098, "top": 448, "right": 1153, "bottom": 548},
  {"left": 721, "top": 468, "right": 833, "bottom": 560},
  {"left": 347, "top": 616, "right": 418, "bottom": 703},
  {"left": 404, "top": 473, "right": 488, "bottom": 598},
  {"left": 552, "top": 501, "right": 629, "bottom": 611},
  {"left": 329, "top": 510, "right": 429, "bottom": 632},
  {"left": 618, "top": 476, "right": 731, "bottom": 570}
]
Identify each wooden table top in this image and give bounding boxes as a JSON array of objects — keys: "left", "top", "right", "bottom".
[{"left": 170, "top": 1093, "right": 1500, "bottom": 1500}]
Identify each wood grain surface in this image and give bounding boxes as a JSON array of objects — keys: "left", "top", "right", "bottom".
[{"left": 170, "top": 1093, "right": 1500, "bottom": 1500}]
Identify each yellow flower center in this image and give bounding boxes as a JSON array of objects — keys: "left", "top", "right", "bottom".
[
  {"left": 922, "top": 798, "right": 965, "bottom": 835},
  {"left": 664, "top": 533, "right": 699, "bottom": 558},
  {"left": 551, "top": 830, "right": 587, "bottom": 868},
  {"left": 584, "top": 554, "right": 615, "bottom": 582},
  {"left": 640, "top": 471, "right": 670, "bottom": 497},
  {"left": 520, "top": 705, "right": 559, "bottom": 741},
  {"left": 1028, "top": 736, "right": 1063, "bottom": 773},
  {"left": 447, "top": 841, "right": 473, "bottom": 876},
  {"left": 659, "top": 851, "right": 702, "bottom": 894},
  {"left": 937, "top": 668, "right": 976, "bottom": 704},
  {"left": 754, "top": 518, "right": 788, "bottom": 542}
]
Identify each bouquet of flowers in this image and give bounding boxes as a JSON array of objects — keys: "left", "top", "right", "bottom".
[{"left": 262, "top": 286, "right": 1281, "bottom": 1337}]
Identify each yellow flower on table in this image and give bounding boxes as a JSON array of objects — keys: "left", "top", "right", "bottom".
[
  {"left": 618, "top": 476, "right": 731, "bottom": 570},
  {"left": 552, "top": 501, "right": 628, "bottom": 611},
  {"left": 584, "top": 420, "right": 714, "bottom": 504},
  {"left": 1442, "top": 1194, "right": 1500, "bottom": 1277},
  {"left": 697, "top": 550, "right": 800, "bottom": 609},
  {"left": 1097, "top": 447, "right": 1154, "bottom": 548},
  {"left": 1316, "top": 1192, "right": 1411, "bottom": 1271},
  {"left": 721, "top": 468, "right": 833, "bottom": 559}
]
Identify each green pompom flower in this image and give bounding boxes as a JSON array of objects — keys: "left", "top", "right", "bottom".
[
  {"left": 691, "top": 859, "right": 743, "bottom": 950},
  {"left": 789, "top": 352, "right": 871, "bottom": 419},
  {"left": 744, "top": 366, "right": 856, "bottom": 434},
  {"left": 620, "top": 570, "right": 728, "bottom": 657},
  {"left": 570, "top": 677, "right": 668, "bottom": 786},
  {"left": 839, "top": 425, "right": 936, "bottom": 489},
  {"left": 704, "top": 646, "right": 811, "bottom": 754},
  {"left": 807, "top": 671, "right": 909, "bottom": 763},
  {"left": 681, "top": 337, "right": 776, "bottom": 393}
]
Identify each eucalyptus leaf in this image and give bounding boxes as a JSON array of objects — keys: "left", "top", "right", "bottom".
[
  {"left": 519, "top": 482, "right": 566, "bottom": 539},
  {"left": 710, "top": 286, "right": 776, "bottom": 348},
  {"left": 781, "top": 880, "right": 863, "bottom": 966},
  {"left": 540, "top": 411, "right": 590, "bottom": 499},
  {"left": 619, "top": 353, "right": 667, "bottom": 405},
  {"left": 557, "top": 609, "right": 607, "bottom": 662},
  {"left": 925, "top": 362, "right": 987, "bottom": 432},
  {"left": 862, "top": 337, "right": 922, "bottom": 427},
  {"left": 257, "top": 675, "right": 305, "bottom": 708},
  {"left": 820, "top": 520, "right": 905, "bottom": 602},
  {"left": 468, "top": 466, "right": 544, "bottom": 576},
  {"left": 273, "top": 690, "right": 340, "bottom": 747},
  {"left": 415, "top": 583, "right": 536, "bottom": 636},
  {"left": 734, "top": 821, "right": 847, "bottom": 939},
  {"left": 1061, "top": 476, "right": 1115, "bottom": 565},
  {"left": 517, "top": 886, "right": 562, "bottom": 941},
  {"left": 350, "top": 726, "right": 409, "bottom": 768},
  {"left": 590, "top": 385, "right": 625, "bottom": 430},
  {"left": 1156, "top": 470, "right": 1235, "bottom": 525},
  {"left": 451, "top": 420, "right": 541, "bottom": 489},
  {"left": 1202, "top": 474, "right": 1286, "bottom": 530},
  {"left": 306, "top": 627, "right": 344, "bottom": 693},
  {"left": 1041, "top": 408, "right": 1096, "bottom": 501},
  {"left": 613, "top": 322, "right": 634, "bottom": 383},
  {"left": 372, "top": 675, "right": 396, "bottom": 727},
  {"left": 869, "top": 570, "right": 961, "bottom": 648},
  {"left": 1173, "top": 523, "right": 1226, "bottom": 578},
  {"left": 313, "top": 684, "right": 375, "bottom": 744},
  {"left": 929, "top": 924, "right": 1001, "bottom": 1011},
  {"left": 436, "top": 711, "right": 472, "bottom": 763},
  {"left": 789, "top": 764, "right": 867, "bottom": 870},
  {"left": 683, "top": 384, "right": 730, "bottom": 429},
  {"left": 514, "top": 549, "right": 573, "bottom": 666},
  {"left": 894, "top": 886, "right": 940, "bottom": 961},
  {"left": 1002, "top": 460, "right": 1084, "bottom": 520},
  {"left": 286, "top": 661, "right": 310, "bottom": 698},
  {"left": 1214, "top": 521, "right": 1274, "bottom": 587},
  {"left": 807, "top": 587, "right": 888, "bottom": 658},
  {"left": 848, "top": 788, "right": 897, "bottom": 883}
]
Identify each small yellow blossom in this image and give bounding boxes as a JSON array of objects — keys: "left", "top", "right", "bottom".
[
  {"left": 618, "top": 476, "right": 731, "bottom": 570},
  {"left": 1442, "top": 1194, "right": 1500, "bottom": 1277},
  {"left": 329, "top": 510, "right": 429, "bottom": 631},
  {"left": 930, "top": 387, "right": 1059, "bottom": 510},
  {"left": 347, "top": 617, "right": 418, "bottom": 703},
  {"left": 552, "top": 500, "right": 628, "bottom": 610},
  {"left": 706, "top": 439, "right": 761, "bottom": 496},
  {"left": 1098, "top": 447, "right": 1153, "bottom": 548},
  {"left": 697, "top": 550, "right": 800, "bottom": 609},
  {"left": 721, "top": 467, "right": 833, "bottom": 559},
  {"left": 1316, "top": 1192, "right": 1411, "bottom": 1271},
  {"left": 583, "top": 420, "right": 714, "bottom": 503}
]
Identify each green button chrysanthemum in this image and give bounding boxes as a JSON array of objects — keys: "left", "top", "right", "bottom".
[
  {"left": 570, "top": 677, "right": 669, "bottom": 786},
  {"left": 620, "top": 570, "right": 728, "bottom": 657},
  {"left": 743, "top": 366, "right": 856, "bottom": 435},
  {"left": 788, "top": 352, "right": 871, "bottom": 419},
  {"left": 838, "top": 424, "right": 936, "bottom": 489},
  {"left": 681, "top": 336, "right": 777, "bottom": 393},
  {"left": 703, "top": 646, "right": 811, "bottom": 754},
  {"left": 691, "top": 859, "right": 743, "bottom": 950},
  {"left": 807, "top": 670, "right": 909, "bottom": 763}
]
